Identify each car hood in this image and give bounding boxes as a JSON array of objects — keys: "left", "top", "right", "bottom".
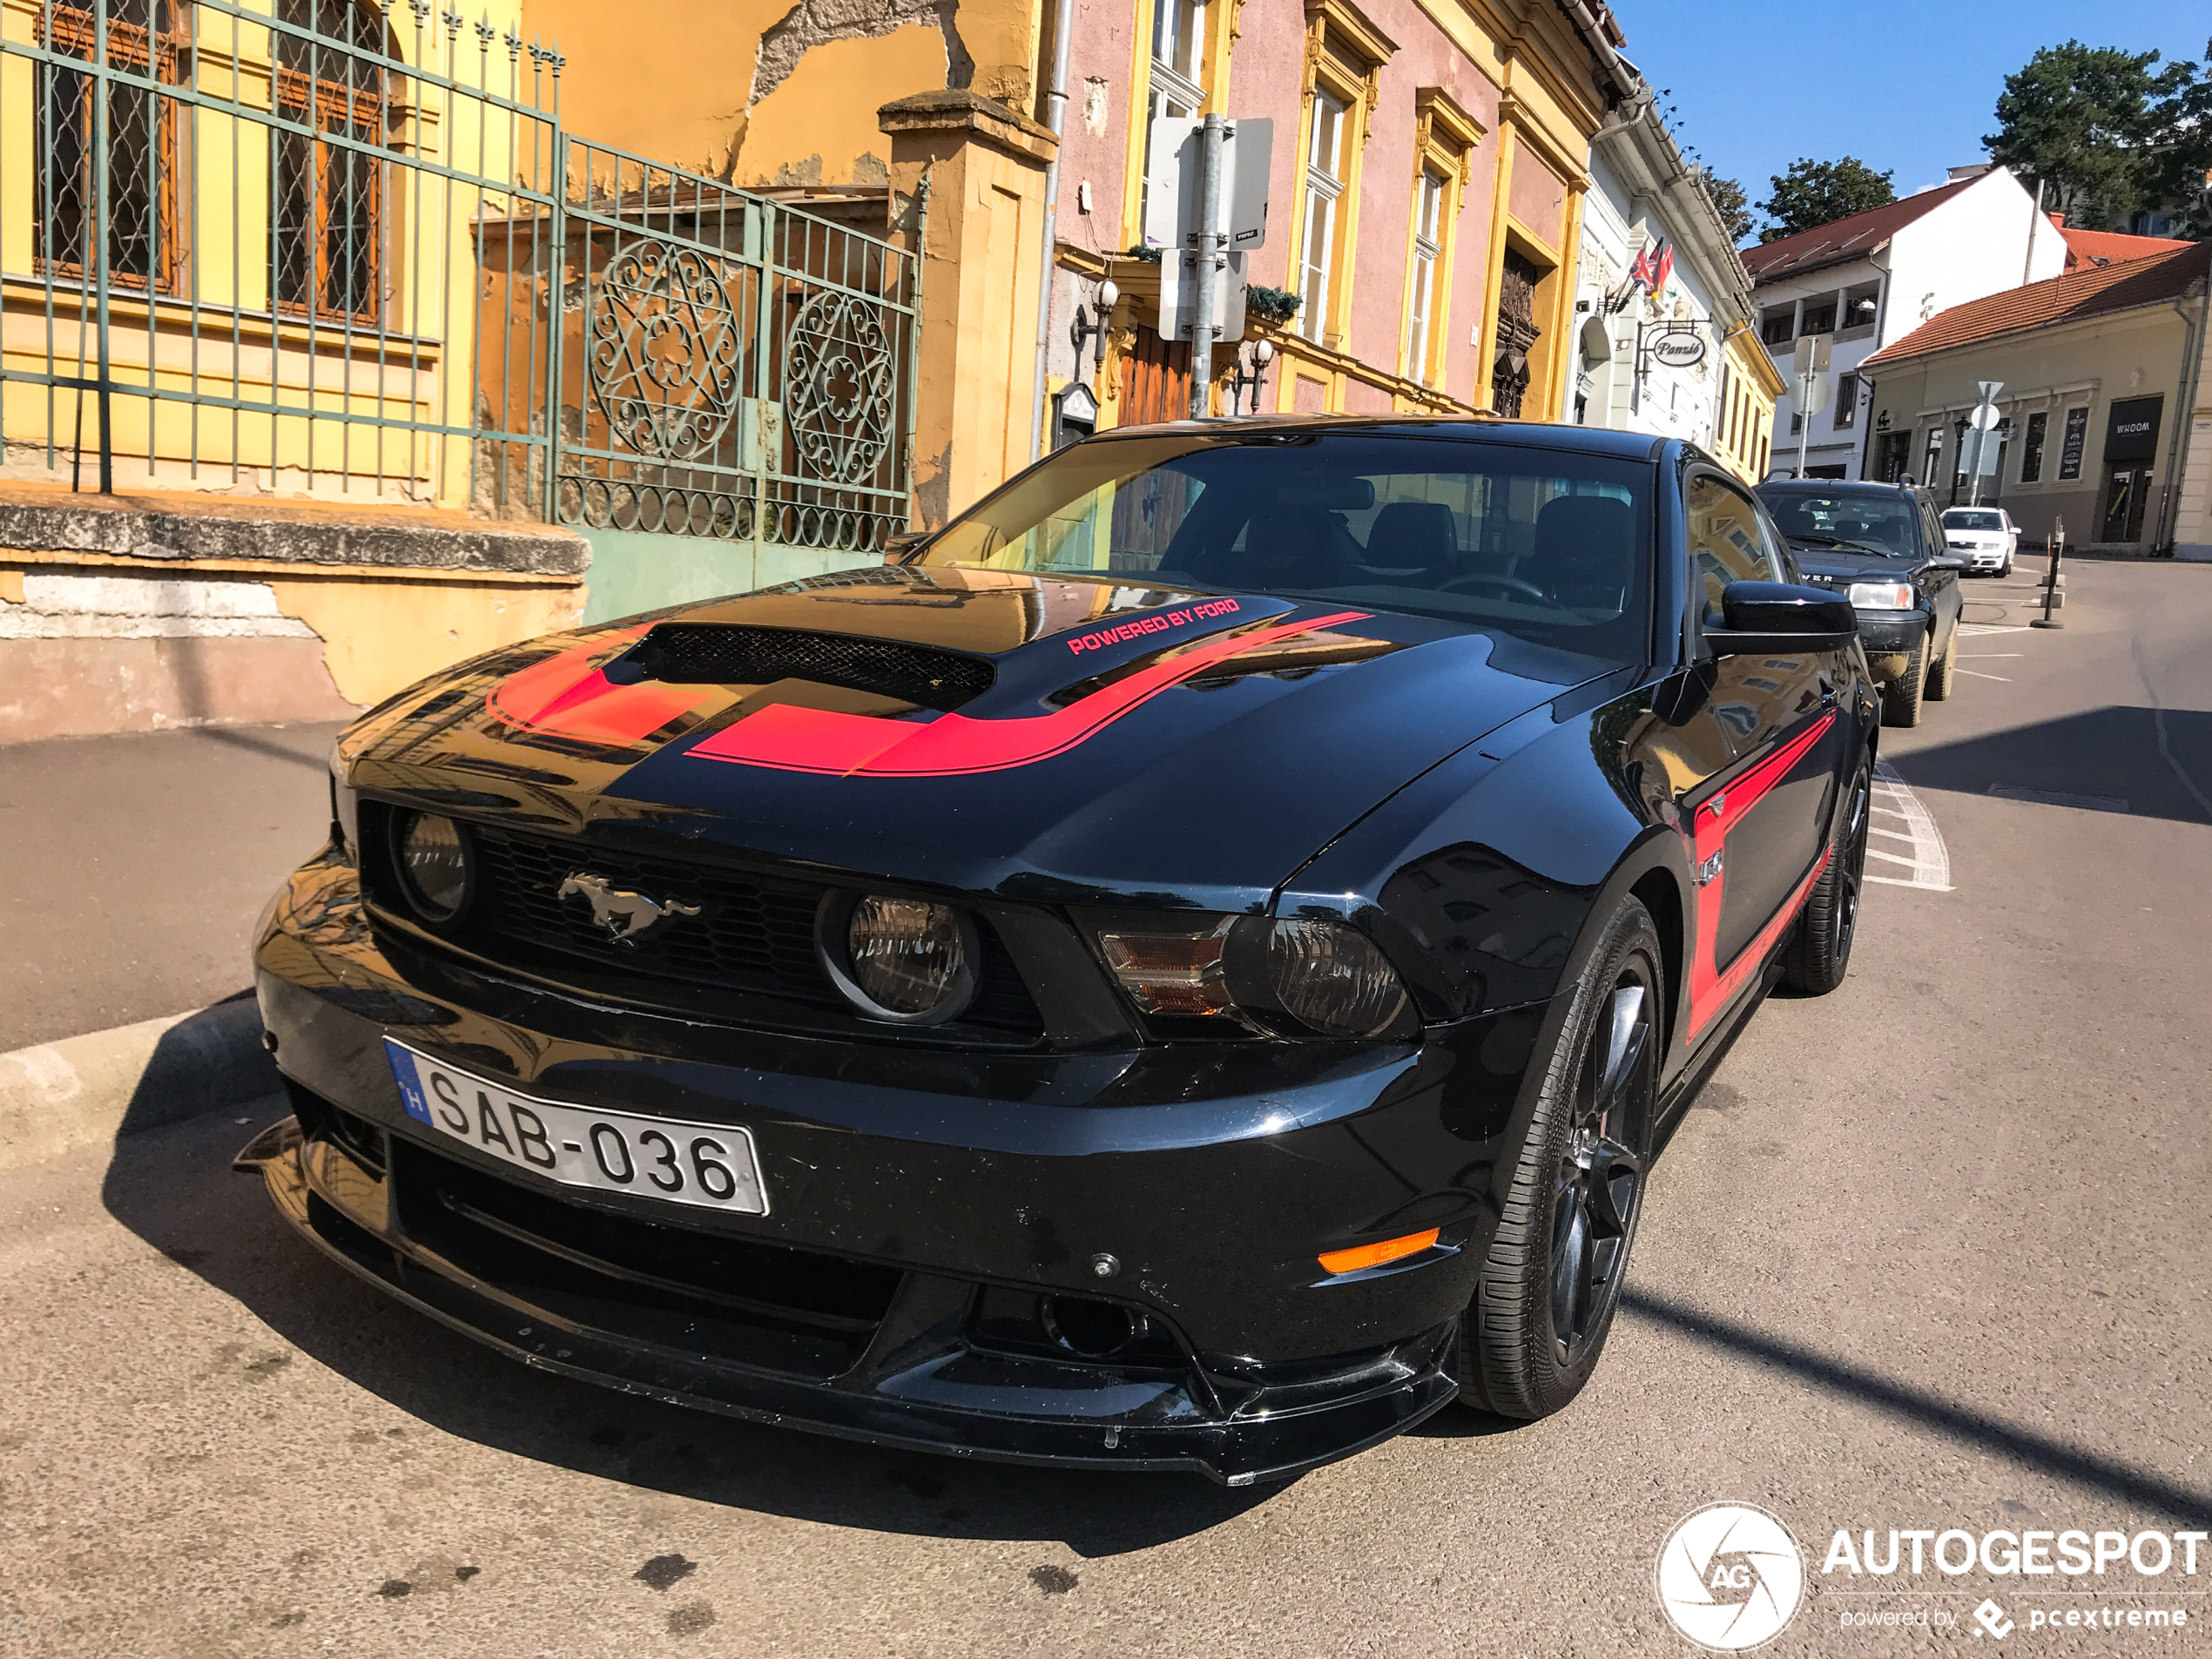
[
  {"left": 340, "top": 565, "right": 1608, "bottom": 908},
  {"left": 1790, "top": 548, "right": 1927, "bottom": 585}
]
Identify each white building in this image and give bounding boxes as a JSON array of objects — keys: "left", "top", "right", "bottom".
[
  {"left": 1566, "top": 94, "right": 1756, "bottom": 467},
  {"left": 1744, "top": 164, "right": 2067, "bottom": 481}
]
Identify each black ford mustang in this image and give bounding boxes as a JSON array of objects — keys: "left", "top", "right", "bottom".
[{"left": 239, "top": 417, "right": 1877, "bottom": 1485}]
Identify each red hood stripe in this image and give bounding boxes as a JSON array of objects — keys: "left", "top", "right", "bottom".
[
  {"left": 485, "top": 626, "right": 718, "bottom": 748},
  {"left": 687, "top": 610, "right": 1374, "bottom": 779}
]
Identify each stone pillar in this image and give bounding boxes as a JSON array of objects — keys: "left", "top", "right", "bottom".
[{"left": 879, "top": 91, "right": 1059, "bottom": 530}]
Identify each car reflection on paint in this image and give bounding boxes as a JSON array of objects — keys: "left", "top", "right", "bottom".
[{"left": 238, "top": 417, "right": 1878, "bottom": 1484}]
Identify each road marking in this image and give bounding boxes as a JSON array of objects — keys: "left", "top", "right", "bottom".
[
  {"left": 1986, "top": 786, "right": 2130, "bottom": 814},
  {"left": 1865, "top": 761, "right": 1952, "bottom": 891},
  {"left": 1959, "top": 624, "right": 2032, "bottom": 636},
  {"left": 1960, "top": 652, "right": 2024, "bottom": 658},
  {"left": 1957, "top": 669, "right": 2013, "bottom": 682}
]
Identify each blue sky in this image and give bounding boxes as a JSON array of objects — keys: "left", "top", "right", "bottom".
[{"left": 1609, "top": 0, "right": 2208, "bottom": 225}]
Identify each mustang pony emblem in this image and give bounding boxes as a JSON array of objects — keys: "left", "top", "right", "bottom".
[{"left": 556, "top": 872, "right": 702, "bottom": 943}]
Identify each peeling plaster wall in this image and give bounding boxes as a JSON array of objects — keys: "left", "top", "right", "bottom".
[
  {"left": 737, "top": 27, "right": 950, "bottom": 190},
  {"left": 525, "top": 0, "right": 1040, "bottom": 189},
  {"left": 0, "top": 563, "right": 583, "bottom": 739}
]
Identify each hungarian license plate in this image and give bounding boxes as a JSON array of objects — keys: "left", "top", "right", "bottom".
[{"left": 382, "top": 1039, "right": 769, "bottom": 1216}]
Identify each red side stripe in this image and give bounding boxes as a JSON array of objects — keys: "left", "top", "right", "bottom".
[
  {"left": 687, "top": 610, "right": 1374, "bottom": 778},
  {"left": 1683, "top": 710, "right": 1839, "bottom": 1039}
]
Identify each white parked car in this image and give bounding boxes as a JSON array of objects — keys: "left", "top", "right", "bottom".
[{"left": 1940, "top": 506, "right": 2019, "bottom": 577}]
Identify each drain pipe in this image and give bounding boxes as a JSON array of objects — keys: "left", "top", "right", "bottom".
[
  {"left": 1554, "top": 0, "right": 1644, "bottom": 107},
  {"left": 2155, "top": 270, "right": 2209, "bottom": 551},
  {"left": 1028, "top": 0, "right": 1076, "bottom": 461}
]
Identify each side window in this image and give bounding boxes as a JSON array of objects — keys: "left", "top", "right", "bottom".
[
  {"left": 1750, "top": 499, "right": 1798, "bottom": 583},
  {"left": 1919, "top": 498, "right": 1944, "bottom": 558},
  {"left": 1685, "top": 472, "right": 1778, "bottom": 618}
]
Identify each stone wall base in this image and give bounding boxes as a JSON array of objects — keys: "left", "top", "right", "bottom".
[{"left": 0, "top": 635, "right": 360, "bottom": 744}]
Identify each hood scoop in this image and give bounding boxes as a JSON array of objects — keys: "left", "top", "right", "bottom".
[{"left": 609, "top": 623, "right": 997, "bottom": 711}]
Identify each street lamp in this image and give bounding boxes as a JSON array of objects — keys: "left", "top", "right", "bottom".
[
  {"left": 1069, "top": 278, "right": 1118, "bottom": 377},
  {"left": 1229, "top": 337, "right": 1275, "bottom": 415}
]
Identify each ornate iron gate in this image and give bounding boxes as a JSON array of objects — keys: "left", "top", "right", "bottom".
[{"left": 545, "top": 138, "right": 920, "bottom": 551}]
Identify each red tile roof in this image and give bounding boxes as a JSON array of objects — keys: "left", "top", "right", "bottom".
[
  {"left": 2060, "top": 225, "right": 2190, "bottom": 273},
  {"left": 1741, "top": 180, "right": 1976, "bottom": 283},
  {"left": 1862, "top": 242, "right": 2212, "bottom": 368}
]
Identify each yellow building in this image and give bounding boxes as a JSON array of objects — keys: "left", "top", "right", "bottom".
[{"left": 1715, "top": 324, "right": 1784, "bottom": 486}]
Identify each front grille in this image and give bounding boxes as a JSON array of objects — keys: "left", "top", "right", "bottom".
[
  {"left": 617, "top": 624, "right": 995, "bottom": 711},
  {"left": 390, "top": 1139, "right": 901, "bottom": 1379},
  {"left": 383, "top": 818, "right": 1043, "bottom": 1037},
  {"left": 467, "top": 823, "right": 832, "bottom": 1001}
]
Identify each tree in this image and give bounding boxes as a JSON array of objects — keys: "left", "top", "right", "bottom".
[
  {"left": 1986, "top": 41, "right": 2194, "bottom": 229},
  {"left": 1703, "top": 174, "right": 1754, "bottom": 245},
  {"left": 2150, "top": 36, "right": 2212, "bottom": 237},
  {"left": 1757, "top": 158, "right": 1896, "bottom": 242}
]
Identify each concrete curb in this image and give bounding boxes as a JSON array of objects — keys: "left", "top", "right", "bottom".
[{"left": 0, "top": 996, "right": 281, "bottom": 1173}]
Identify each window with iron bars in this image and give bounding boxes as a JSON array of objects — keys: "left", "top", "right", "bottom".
[
  {"left": 272, "top": 0, "right": 388, "bottom": 321},
  {"left": 33, "top": 0, "right": 186, "bottom": 291}
]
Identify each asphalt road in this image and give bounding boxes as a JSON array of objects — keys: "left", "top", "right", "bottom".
[
  {"left": 3, "top": 562, "right": 2209, "bottom": 1658},
  {"left": 0, "top": 721, "right": 345, "bottom": 1050}
]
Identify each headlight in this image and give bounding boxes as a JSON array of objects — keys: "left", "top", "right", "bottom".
[
  {"left": 1265, "top": 920, "right": 1413, "bottom": 1038},
  {"left": 1847, "top": 581, "right": 1916, "bottom": 610},
  {"left": 1096, "top": 915, "right": 1416, "bottom": 1040},
  {"left": 392, "top": 811, "right": 472, "bottom": 921},
  {"left": 818, "top": 893, "right": 979, "bottom": 1025}
]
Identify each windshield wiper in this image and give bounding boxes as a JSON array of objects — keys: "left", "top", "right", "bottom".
[{"left": 1784, "top": 532, "right": 1899, "bottom": 556}]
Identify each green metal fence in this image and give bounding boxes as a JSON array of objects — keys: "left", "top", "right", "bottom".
[{"left": 0, "top": 0, "right": 918, "bottom": 550}]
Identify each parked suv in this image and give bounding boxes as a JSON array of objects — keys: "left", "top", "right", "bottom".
[
  {"left": 1757, "top": 480, "right": 1966, "bottom": 728},
  {"left": 1940, "top": 506, "right": 2019, "bottom": 577}
]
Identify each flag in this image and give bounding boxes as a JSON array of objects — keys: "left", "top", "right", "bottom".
[
  {"left": 1650, "top": 240, "right": 1675, "bottom": 293},
  {"left": 1628, "top": 241, "right": 1657, "bottom": 290}
]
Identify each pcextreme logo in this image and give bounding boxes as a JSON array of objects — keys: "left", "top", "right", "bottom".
[{"left": 1656, "top": 1503, "right": 1808, "bottom": 1651}]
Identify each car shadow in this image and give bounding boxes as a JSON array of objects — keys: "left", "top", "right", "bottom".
[
  {"left": 1891, "top": 705, "right": 2212, "bottom": 826},
  {"left": 98, "top": 1107, "right": 1285, "bottom": 1558}
]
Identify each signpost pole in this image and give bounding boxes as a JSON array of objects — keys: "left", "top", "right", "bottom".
[{"left": 1187, "top": 114, "right": 1228, "bottom": 420}]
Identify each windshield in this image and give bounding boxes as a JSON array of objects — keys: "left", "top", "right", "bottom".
[
  {"left": 1944, "top": 510, "right": 2003, "bottom": 531},
  {"left": 1759, "top": 491, "right": 1919, "bottom": 559},
  {"left": 921, "top": 432, "right": 1655, "bottom": 664}
]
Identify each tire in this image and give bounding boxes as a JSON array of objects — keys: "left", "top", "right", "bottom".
[
  {"left": 1925, "top": 625, "right": 1956, "bottom": 701},
  {"left": 2000, "top": 557, "right": 2013, "bottom": 579},
  {"left": 1459, "top": 899, "right": 1661, "bottom": 1420},
  {"left": 1784, "top": 753, "right": 1870, "bottom": 995},
  {"left": 1881, "top": 633, "right": 1926, "bottom": 728}
]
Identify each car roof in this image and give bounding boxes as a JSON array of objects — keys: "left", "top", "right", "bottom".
[
  {"left": 1757, "top": 478, "right": 1919, "bottom": 496},
  {"left": 1084, "top": 412, "right": 1669, "bottom": 463}
]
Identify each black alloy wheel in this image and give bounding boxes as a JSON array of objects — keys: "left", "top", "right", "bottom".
[
  {"left": 1783, "top": 754, "right": 1871, "bottom": 995},
  {"left": 1460, "top": 899, "right": 1662, "bottom": 1420},
  {"left": 1548, "top": 974, "right": 1655, "bottom": 1366}
]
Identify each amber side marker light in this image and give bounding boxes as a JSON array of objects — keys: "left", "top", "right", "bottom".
[{"left": 1317, "top": 1228, "right": 1440, "bottom": 1276}]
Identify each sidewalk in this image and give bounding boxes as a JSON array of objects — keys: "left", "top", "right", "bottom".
[{"left": 0, "top": 719, "right": 345, "bottom": 1051}]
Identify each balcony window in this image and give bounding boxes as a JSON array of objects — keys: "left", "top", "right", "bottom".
[
  {"left": 1297, "top": 90, "right": 1346, "bottom": 344},
  {"left": 1404, "top": 168, "right": 1445, "bottom": 381}
]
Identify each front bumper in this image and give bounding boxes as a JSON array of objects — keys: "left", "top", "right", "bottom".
[
  {"left": 1852, "top": 608, "right": 1928, "bottom": 680},
  {"left": 244, "top": 852, "right": 1539, "bottom": 1483}
]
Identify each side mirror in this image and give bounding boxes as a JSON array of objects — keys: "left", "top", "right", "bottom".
[
  {"left": 881, "top": 528, "right": 931, "bottom": 562},
  {"left": 1704, "top": 580, "right": 1858, "bottom": 656},
  {"left": 1926, "top": 553, "right": 1968, "bottom": 570}
]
